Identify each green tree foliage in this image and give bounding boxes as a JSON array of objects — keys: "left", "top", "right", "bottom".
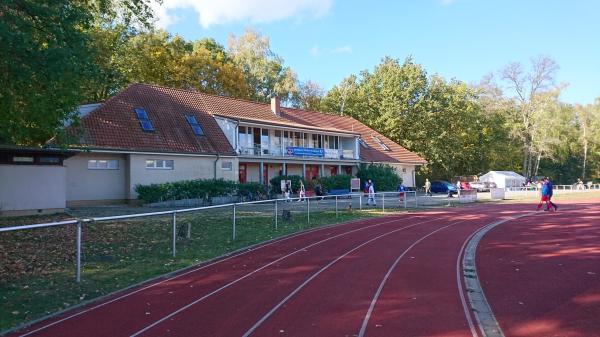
[
  {"left": 293, "top": 80, "right": 324, "bottom": 111},
  {"left": 0, "top": 1, "right": 95, "bottom": 145},
  {"left": 228, "top": 28, "right": 299, "bottom": 104}
]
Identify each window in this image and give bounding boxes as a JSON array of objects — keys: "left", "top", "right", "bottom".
[
  {"left": 358, "top": 138, "right": 369, "bottom": 149},
  {"left": 221, "top": 161, "right": 233, "bottom": 171},
  {"left": 185, "top": 114, "right": 204, "bottom": 136},
  {"left": 88, "top": 159, "right": 119, "bottom": 170},
  {"left": 146, "top": 159, "right": 174, "bottom": 170},
  {"left": 40, "top": 157, "right": 60, "bottom": 164},
  {"left": 372, "top": 135, "right": 390, "bottom": 151},
  {"left": 13, "top": 156, "right": 34, "bottom": 163},
  {"left": 135, "top": 107, "right": 154, "bottom": 132}
]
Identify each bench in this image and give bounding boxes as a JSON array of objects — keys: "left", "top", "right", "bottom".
[{"left": 327, "top": 188, "right": 351, "bottom": 198}]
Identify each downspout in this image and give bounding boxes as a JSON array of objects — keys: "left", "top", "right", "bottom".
[{"left": 213, "top": 153, "right": 220, "bottom": 179}]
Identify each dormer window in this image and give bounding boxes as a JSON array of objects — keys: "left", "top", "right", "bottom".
[{"left": 135, "top": 107, "right": 154, "bottom": 132}]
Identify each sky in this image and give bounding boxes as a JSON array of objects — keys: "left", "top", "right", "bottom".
[{"left": 151, "top": 0, "right": 600, "bottom": 105}]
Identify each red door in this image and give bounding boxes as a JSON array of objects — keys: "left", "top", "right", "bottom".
[
  {"left": 263, "top": 165, "right": 269, "bottom": 186},
  {"left": 330, "top": 166, "right": 338, "bottom": 176},
  {"left": 239, "top": 164, "right": 247, "bottom": 183},
  {"left": 305, "top": 165, "right": 319, "bottom": 180}
]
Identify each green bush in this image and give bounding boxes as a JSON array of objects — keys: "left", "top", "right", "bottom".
[
  {"left": 356, "top": 164, "right": 402, "bottom": 192},
  {"left": 134, "top": 179, "right": 237, "bottom": 203},
  {"left": 237, "top": 182, "right": 267, "bottom": 198},
  {"left": 269, "top": 175, "right": 304, "bottom": 193},
  {"left": 319, "top": 174, "right": 352, "bottom": 192}
]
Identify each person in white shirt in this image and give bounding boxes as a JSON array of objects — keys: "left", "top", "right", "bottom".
[{"left": 367, "top": 180, "right": 376, "bottom": 206}]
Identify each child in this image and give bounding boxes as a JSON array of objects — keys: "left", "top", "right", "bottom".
[
  {"left": 298, "top": 181, "right": 306, "bottom": 202},
  {"left": 367, "top": 180, "right": 376, "bottom": 206},
  {"left": 397, "top": 183, "right": 405, "bottom": 202},
  {"left": 537, "top": 178, "right": 551, "bottom": 211}
]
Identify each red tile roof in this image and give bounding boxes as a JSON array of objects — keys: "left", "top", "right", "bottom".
[
  {"left": 281, "top": 107, "right": 427, "bottom": 164},
  {"left": 68, "top": 83, "right": 426, "bottom": 164}
]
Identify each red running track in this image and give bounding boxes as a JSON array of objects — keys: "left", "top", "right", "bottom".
[
  {"left": 478, "top": 200, "right": 600, "bottom": 337},
  {"left": 6, "top": 202, "right": 598, "bottom": 337}
]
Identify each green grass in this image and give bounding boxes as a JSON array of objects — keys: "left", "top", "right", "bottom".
[{"left": 0, "top": 207, "right": 390, "bottom": 332}]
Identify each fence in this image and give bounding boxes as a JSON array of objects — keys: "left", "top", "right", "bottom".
[{"left": 0, "top": 192, "right": 418, "bottom": 284}]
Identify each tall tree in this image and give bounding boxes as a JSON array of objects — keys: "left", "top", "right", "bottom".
[
  {"left": 499, "top": 55, "right": 560, "bottom": 178},
  {"left": 227, "top": 28, "right": 299, "bottom": 104},
  {"left": 293, "top": 80, "right": 324, "bottom": 111}
]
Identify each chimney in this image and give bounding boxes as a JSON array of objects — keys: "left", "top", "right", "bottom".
[{"left": 271, "top": 96, "right": 281, "bottom": 116}]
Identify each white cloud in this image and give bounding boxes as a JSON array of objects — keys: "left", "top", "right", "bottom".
[
  {"left": 152, "top": 0, "right": 333, "bottom": 29},
  {"left": 331, "top": 45, "right": 352, "bottom": 54}
]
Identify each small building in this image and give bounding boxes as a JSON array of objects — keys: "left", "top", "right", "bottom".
[
  {"left": 2, "top": 83, "right": 427, "bottom": 213},
  {"left": 479, "top": 171, "right": 526, "bottom": 189}
]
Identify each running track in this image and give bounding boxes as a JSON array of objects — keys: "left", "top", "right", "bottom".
[{"left": 5, "top": 201, "right": 600, "bottom": 337}]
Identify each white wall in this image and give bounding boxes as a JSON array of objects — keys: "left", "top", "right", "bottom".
[
  {"left": 389, "top": 163, "right": 416, "bottom": 187},
  {"left": 0, "top": 165, "right": 66, "bottom": 212},
  {"left": 128, "top": 154, "right": 238, "bottom": 198},
  {"left": 65, "top": 153, "right": 127, "bottom": 202},
  {"left": 214, "top": 117, "right": 237, "bottom": 149}
]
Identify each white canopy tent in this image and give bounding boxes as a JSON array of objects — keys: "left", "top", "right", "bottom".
[{"left": 479, "top": 171, "right": 527, "bottom": 189}]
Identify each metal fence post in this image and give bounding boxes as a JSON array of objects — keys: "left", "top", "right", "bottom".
[
  {"left": 186, "top": 222, "right": 191, "bottom": 239},
  {"left": 359, "top": 193, "right": 362, "bottom": 210},
  {"left": 274, "top": 199, "right": 278, "bottom": 230},
  {"left": 382, "top": 193, "right": 385, "bottom": 213},
  {"left": 335, "top": 195, "right": 339, "bottom": 218},
  {"left": 404, "top": 192, "right": 407, "bottom": 209},
  {"left": 232, "top": 203, "right": 237, "bottom": 240},
  {"left": 172, "top": 212, "right": 177, "bottom": 257},
  {"left": 76, "top": 220, "right": 82, "bottom": 283}
]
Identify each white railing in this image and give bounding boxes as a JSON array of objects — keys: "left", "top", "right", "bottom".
[{"left": 0, "top": 192, "right": 417, "bottom": 283}]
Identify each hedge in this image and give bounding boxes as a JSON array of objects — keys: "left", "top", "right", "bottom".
[
  {"left": 356, "top": 164, "right": 402, "bottom": 191},
  {"left": 135, "top": 179, "right": 256, "bottom": 203}
]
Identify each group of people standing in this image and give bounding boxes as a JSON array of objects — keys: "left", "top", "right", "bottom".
[{"left": 537, "top": 177, "right": 558, "bottom": 211}]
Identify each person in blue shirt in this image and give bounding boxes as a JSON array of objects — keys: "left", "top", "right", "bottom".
[
  {"left": 537, "top": 179, "right": 550, "bottom": 211},
  {"left": 546, "top": 177, "right": 558, "bottom": 211},
  {"left": 397, "top": 183, "right": 405, "bottom": 202}
]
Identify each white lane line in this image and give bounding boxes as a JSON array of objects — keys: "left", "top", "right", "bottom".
[
  {"left": 242, "top": 220, "right": 455, "bottom": 337},
  {"left": 357, "top": 221, "right": 464, "bottom": 337},
  {"left": 457, "top": 228, "right": 482, "bottom": 337},
  {"left": 130, "top": 217, "right": 438, "bottom": 337},
  {"left": 461, "top": 213, "right": 536, "bottom": 337},
  {"left": 17, "top": 213, "right": 416, "bottom": 337}
]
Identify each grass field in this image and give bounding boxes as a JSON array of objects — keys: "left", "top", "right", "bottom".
[{"left": 0, "top": 205, "right": 388, "bottom": 332}]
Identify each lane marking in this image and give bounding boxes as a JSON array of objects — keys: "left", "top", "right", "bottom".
[
  {"left": 357, "top": 220, "right": 465, "bottom": 337},
  {"left": 243, "top": 219, "right": 452, "bottom": 337},
  {"left": 15, "top": 213, "right": 416, "bottom": 337},
  {"left": 457, "top": 228, "right": 483, "bottom": 337},
  {"left": 461, "top": 213, "right": 536, "bottom": 337},
  {"left": 130, "top": 217, "right": 439, "bottom": 337}
]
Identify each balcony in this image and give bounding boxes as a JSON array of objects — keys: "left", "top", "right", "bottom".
[{"left": 238, "top": 146, "right": 357, "bottom": 160}]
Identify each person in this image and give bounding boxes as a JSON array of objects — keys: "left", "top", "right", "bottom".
[
  {"left": 298, "top": 180, "right": 306, "bottom": 201},
  {"left": 546, "top": 177, "right": 558, "bottom": 211},
  {"left": 456, "top": 180, "right": 462, "bottom": 197},
  {"left": 424, "top": 178, "right": 432, "bottom": 196},
  {"left": 363, "top": 180, "right": 369, "bottom": 194},
  {"left": 314, "top": 181, "right": 324, "bottom": 200},
  {"left": 284, "top": 181, "right": 291, "bottom": 202},
  {"left": 397, "top": 182, "right": 406, "bottom": 202},
  {"left": 367, "top": 180, "right": 376, "bottom": 206},
  {"left": 577, "top": 178, "right": 584, "bottom": 190},
  {"left": 537, "top": 178, "right": 551, "bottom": 211}
]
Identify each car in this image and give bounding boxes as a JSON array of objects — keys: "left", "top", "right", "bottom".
[{"left": 430, "top": 180, "right": 458, "bottom": 194}]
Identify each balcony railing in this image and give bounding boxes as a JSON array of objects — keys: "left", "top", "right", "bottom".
[{"left": 239, "top": 146, "right": 357, "bottom": 160}]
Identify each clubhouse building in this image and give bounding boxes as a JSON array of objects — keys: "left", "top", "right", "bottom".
[{"left": 0, "top": 84, "right": 426, "bottom": 214}]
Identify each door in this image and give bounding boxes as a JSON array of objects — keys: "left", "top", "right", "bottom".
[{"left": 239, "top": 164, "right": 247, "bottom": 183}]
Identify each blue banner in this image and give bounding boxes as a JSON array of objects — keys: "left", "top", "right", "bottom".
[{"left": 286, "top": 147, "right": 324, "bottom": 157}]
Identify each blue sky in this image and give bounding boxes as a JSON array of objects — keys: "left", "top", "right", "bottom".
[{"left": 154, "top": 0, "right": 600, "bottom": 104}]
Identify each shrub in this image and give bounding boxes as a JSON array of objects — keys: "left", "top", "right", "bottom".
[
  {"left": 134, "top": 179, "right": 237, "bottom": 203},
  {"left": 319, "top": 174, "right": 352, "bottom": 192},
  {"left": 237, "top": 182, "right": 267, "bottom": 198},
  {"left": 356, "top": 164, "right": 402, "bottom": 192},
  {"left": 269, "top": 175, "right": 304, "bottom": 193}
]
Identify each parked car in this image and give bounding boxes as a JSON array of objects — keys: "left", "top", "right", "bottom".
[{"left": 430, "top": 180, "right": 458, "bottom": 194}]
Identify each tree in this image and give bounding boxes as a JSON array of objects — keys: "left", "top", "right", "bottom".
[
  {"left": 227, "top": 28, "right": 299, "bottom": 104},
  {"left": 293, "top": 80, "right": 324, "bottom": 111},
  {"left": 321, "top": 75, "right": 359, "bottom": 116},
  {"left": 0, "top": 1, "right": 95, "bottom": 145},
  {"left": 499, "top": 55, "right": 560, "bottom": 178}
]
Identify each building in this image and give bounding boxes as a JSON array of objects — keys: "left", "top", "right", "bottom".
[{"left": 0, "top": 83, "right": 426, "bottom": 214}]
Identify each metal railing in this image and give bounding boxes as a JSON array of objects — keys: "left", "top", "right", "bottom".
[{"left": 0, "top": 192, "right": 417, "bottom": 283}]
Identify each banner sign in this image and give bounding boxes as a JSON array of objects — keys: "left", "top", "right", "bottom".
[
  {"left": 324, "top": 148, "right": 341, "bottom": 159},
  {"left": 351, "top": 178, "right": 361, "bottom": 190},
  {"left": 286, "top": 147, "right": 324, "bottom": 157}
]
